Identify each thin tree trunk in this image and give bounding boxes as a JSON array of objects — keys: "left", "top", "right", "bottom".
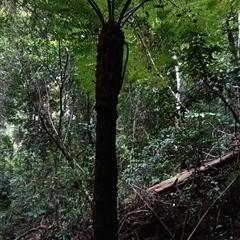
[
  {"left": 173, "top": 53, "right": 182, "bottom": 125},
  {"left": 238, "top": 12, "right": 240, "bottom": 58},
  {"left": 93, "top": 21, "right": 124, "bottom": 240}
]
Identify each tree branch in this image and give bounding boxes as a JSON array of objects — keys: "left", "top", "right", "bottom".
[{"left": 14, "top": 225, "right": 46, "bottom": 240}]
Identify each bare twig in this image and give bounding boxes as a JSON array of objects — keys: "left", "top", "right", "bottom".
[
  {"left": 187, "top": 177, "right": 238, "bottom": 240},
  {"left": 14, "top": 225, "right": 47, "bottom": 240},
  {"left": 132, "top": 185, "right": 174, "bottom": 239}
]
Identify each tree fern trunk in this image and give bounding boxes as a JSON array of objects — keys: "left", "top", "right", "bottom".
[{"left": 93, "top": 21, "right": 124, "bottom": 240}]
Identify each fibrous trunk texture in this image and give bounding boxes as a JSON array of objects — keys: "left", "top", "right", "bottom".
[{"left": 93, "top": 21, "right": 124, "bottom": 240}]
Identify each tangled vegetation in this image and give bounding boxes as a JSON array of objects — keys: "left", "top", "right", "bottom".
[{"left": 0, "top": 0, "right": 240, "bottom": 239}]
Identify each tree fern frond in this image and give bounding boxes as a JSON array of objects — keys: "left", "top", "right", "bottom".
[
  {"left": 26, "top": 0, "right": 105, "bottom": 29},
  {"left": 121, "top": 0, "right": 150, "bottom": 27},
  {"left": 107, "top": 0, "right": 112, "bottom": 22},
  {"left": 112, "top": 0, "right": 115, "bottom": 22},
  {"left": 117, "top": 0, "right": 132, "bottom": 26},
  {"left": 86, "top": 0, "right": 105, "bottom": 25}
]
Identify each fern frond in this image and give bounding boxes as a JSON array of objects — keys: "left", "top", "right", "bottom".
[
  {"left": 118, "top": 0, "right": 132, "bottom": 26},
  {"left": 121, "top": 0, "right": 150, "bottom": 27}
]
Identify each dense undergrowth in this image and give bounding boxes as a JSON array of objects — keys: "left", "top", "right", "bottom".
[
  {"left": 1, "top": 146, "right": 240, "bottom": 239},
  {"left": 0, "top": 103, "right": 240, "bottom": 239}
]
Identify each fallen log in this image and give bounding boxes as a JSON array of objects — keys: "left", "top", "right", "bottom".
[{"left": 147, "top": 150, "right": 240, "bottom": 194}]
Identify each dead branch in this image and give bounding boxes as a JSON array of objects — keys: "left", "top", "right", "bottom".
[
  {"left": 147, "top": 150, "right": 240, "bottom": 194},
  {"left": 14, "top": 225, "right": 47, "bottom": 240}
]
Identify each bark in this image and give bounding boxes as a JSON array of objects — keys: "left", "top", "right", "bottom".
[
  {"left": 173, "top": 53, "right": 182, "bottom": 124},
  {"left": 238, "top": 12, "right": 240, "bottom": 58},
  {"left": 226, "top": 12, "right": 238, "bottom": 64},
  {"left": 93, "top": 21, "right": 124, "bottom": 240}
]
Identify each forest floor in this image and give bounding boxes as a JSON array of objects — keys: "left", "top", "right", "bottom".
[
  {"left": 11, "top": 151, "right": 240, "bottom": 240},
  {"left": 117, "top": 150, "right": 240, "bottom": 240}
]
